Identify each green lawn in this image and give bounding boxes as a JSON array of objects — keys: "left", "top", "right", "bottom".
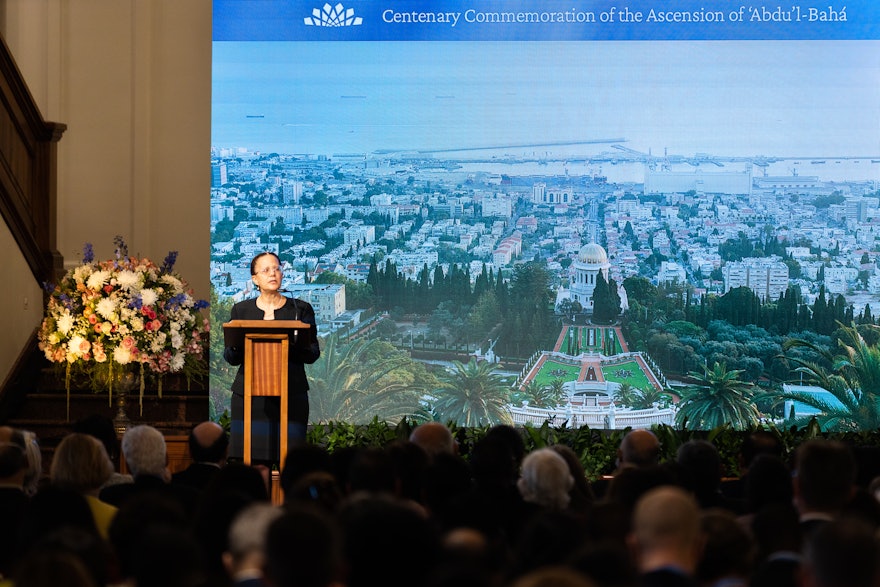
[
  {"left": 601, "top": 360, "right": 652, "bottom": 391},
  {"left": 531, "top": 359, "right": 581, "bottom": 388}
]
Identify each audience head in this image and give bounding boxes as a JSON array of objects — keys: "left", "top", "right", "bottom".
[
  {"left": 697, "top": 509, "right": 755, "bottom": 586},
  {"left": 745, "top": 454, "right": 794, "bottom": 513},
  {"left": 618, "top": 428, "right": 660, "bottom": 468},
  {"left": 347, "top": 447, "right": 396, "bottom": 495},
  {"left": 409, "top": 422, "right": 458, "bottom": 458},
  {"left": 122, "top": 425, "right": 168, "bottom": 479},
  {"left": 50, "top": 432, "right": 114, "bottom": 494},
  {"left": 551, "top": 444, "right": 595, "bottom": 509},
  {"left": 265, "top": 505, "right": 343, "bottom": 587},
  {"left": 676, "top": 439, "right": 723, "bottom": 500},
  {"left": 223, "top": 502, "right": 284, "bottom": 579},
  {"left": 287, "top": 471, "right": 344, "bottom": 514},
  {"left": 739, "top": 429, "right": 784, "bottom": 470},
  {"left": 517, "top": 448, "right": 574, "bottom": 510},
  {"left": 794, "top": 439, "right": 857, "bottom": 515},
  {"left": 628, "top": 486, "right": 703, "bottom": 574},
  {"left": 0, "top": 426, "right": 28, "bottom": 486},
  {"left": 509, "top": 566, "right": 596, "bottom": 587},
  {"left": 280, "top": 442, "right": 332, "bottom": 496},
  {"left": 188, "top": 421, "right": 228, "bottom": 464},
  {"left": 484, "top": 424, "right": 526, "bottom": 466},
  {"left": 803, "top": 518, "right": 880, "bottom": 587},
  {"left": 340, "top": 495, "right": 439, "bottom": 587}
]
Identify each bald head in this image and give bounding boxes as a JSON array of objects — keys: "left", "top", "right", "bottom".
[
  {"left": 619, "top": 429, "right": 660, "bottom": 468},
  {"left": 189, "top": 421, "right": 229, "bottom": 464},
  {"left": 632, "top": 486, "right": 702, "bottom": 550},
  {"left": 409, "top": 422, "right": 457, "bottom": 458}
]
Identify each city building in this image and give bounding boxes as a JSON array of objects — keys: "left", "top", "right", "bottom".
[{"left": 723, "top": 258, "right": 789, "bottom": 301}]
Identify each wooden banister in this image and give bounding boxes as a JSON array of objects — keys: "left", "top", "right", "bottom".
[{"left": 0, "top": 32, "right": 66, "bottom": 285}]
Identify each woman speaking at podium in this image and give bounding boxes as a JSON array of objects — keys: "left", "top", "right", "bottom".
[{"left": 223, "top": 252, "right": 321, "bottom": 463}]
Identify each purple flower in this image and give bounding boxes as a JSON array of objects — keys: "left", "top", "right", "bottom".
[
  {"left": 82, "top": 243, "right": 94, "bottom": 264},
  {"left": 42, "top": 281, "right": 56, "bottom": 293},
  {"left": 194, "top": 299, "right": 210, "bottom": 310},
  {"left": 113, "top": 235, "right": 128, "bottom": 261},
  {"left": 162, "top": 251, "right": 178, "bottom": 273}
]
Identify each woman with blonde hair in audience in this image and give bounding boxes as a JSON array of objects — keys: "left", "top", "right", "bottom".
[{"left": 50, "top": 432, "right": 118, "bottom": 539}]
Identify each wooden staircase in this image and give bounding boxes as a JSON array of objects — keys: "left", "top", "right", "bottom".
[{"left": 2, "top": 341, "right": 209, "bottom": 469}]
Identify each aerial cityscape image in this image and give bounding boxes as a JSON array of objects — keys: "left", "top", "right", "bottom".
[{"left": 210, "top": 8, "right": 880, "bottom": 432}]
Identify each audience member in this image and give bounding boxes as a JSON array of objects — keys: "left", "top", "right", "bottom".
[
  {"left": 628, "top": 486, "right": 703, "bottom": 587},
  {"left": 50, "top": 432, "right": 118, "bottom": 539},
  {"left": 551, "top": 444, "right": 595, "bottom": 515},
  {"left": 742, "top": 454, "right": 793, "bottom": 515},
  {"left": 279, "top": 443, "right": 332, "bottom": 500},
  {"left": 749, "top": 503, "right": 803, "bottom": 587},
  {"left": 339, "top": 495, "right": 438, "bottom": 587},
  {"left": 0, "top": 426, "right": 31, "bottom": 580},
  {"left": 509, "top": 566, "right": 596, "bottom": 587},
  {"left": 223, "top": 502, "right": 283, "bottom": 587},
  {"left": 172, "top": 420, "right": 229, "bottom": 491},
  {"left": 264, "top": 505, "right": 344, "bottom": 587},
  {"left": 676, "top": 439, "right": 742, "bottom": 513},
  {"left": 108, "top": 492, "right": 193, "bottom": 585},
  {"left": 695, "top": 509, "right": 753, "bottom": 587},
  {"left": 720, "top": 429, "right": 783, "bottom": 501},
  {"left": 792, "top": 439, "right": 857, "bottom": 539},
  {"left": 193, "top": 462, "right": 271, "bottom": 584},
  {"left": 287, "top": 471, "right": 344, "bottom": 514},
  {"left": 801, "top": 518, "right": 879, "bottom": 587},
  {"left": 517, "top": 448, "right": 574, "bottom": 511},
  {"left": 99, "top": 425, "right": 198, "bottom": 514},
  {"left": 73, "top": 414, "right": 131, "bottom": 487},
  {"left": 592, "top": 428, "right": 660, "bottom": 498},
  {"left": 11, "top": 550, "right": 98, "bottom": 587},
  {"left": 409, "top": 422, "right": 458, "bottom": 458}
]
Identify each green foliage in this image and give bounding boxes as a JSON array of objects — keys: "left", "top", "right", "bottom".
[{"left": 300, "top": 420, "right": 880, "bottom": 480}]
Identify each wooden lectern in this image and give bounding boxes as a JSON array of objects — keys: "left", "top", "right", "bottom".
[{"left": 223, "top": 319, "right": 311, "bottom": 465}]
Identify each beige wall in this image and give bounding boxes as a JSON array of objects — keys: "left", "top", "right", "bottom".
[{"left": 0, "top": 0, "right": 212, "bottom": 386}]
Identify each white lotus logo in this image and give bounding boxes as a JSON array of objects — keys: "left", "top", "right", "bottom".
[{"left": 304, "top": 3, "right": 363, "bottom": 26}]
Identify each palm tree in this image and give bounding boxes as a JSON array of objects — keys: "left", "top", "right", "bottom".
[
  {"left": 675, "top": 362, "right": 761, "bottom": 430},
  {"left": 431, "top": 359, "right": 513, "bottom": 426},
  {"left": 518, "top": 379, "right": 553, "bottom": 408},
  {"left": 772, "top": 323, "right": 880, "bottom": 431},
  {"left": 616, "top": 383, "right": 672, "bottom": 410},
  {"left": 308, "top": 333, "right": 429, "bottom": 424},
  {"left": 613, "top": 382, "right": 639, "bottom": 408}
]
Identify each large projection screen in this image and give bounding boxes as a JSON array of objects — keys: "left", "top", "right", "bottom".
[{"left": 211, "top": 1, "right": 880, "bottom": 431}]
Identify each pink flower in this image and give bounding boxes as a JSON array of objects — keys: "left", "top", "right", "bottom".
[{"left": 122, "top": 336, "right": 136, "bottom": 349}]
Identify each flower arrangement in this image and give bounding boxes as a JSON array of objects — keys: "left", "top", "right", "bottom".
[{"left": 38, "top": 236, "right": 209, "bottom": 417}]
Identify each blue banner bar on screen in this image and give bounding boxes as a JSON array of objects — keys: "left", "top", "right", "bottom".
[{"left": 214, "top": 1, "right": 876, "bottom": 41}]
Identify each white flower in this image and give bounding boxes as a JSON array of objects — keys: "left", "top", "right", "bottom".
[
  {"left": 113, "top": 346, "right": 132, "bottom": 364},
  {"left": 95, "top": 298, "right": 118, "bottom": 321},
  {"left": 170, "top": 353, "right": 185, "bottom": 371},
  {"left": 140, "top": 288, "right": 159, "bottom": 307},
  {"left": 116, "top": 269, "right": 140, "bottom": 289},
  {"left": 68, "top": 335, "right": 88, "bottom": 357},
  {"left": 57, "top": 312, "right": 75, "bottom": 335},
  {"left": 171, "top": 332, "right": 184, "bottom": 349},
  {"left": 160, "top": 274, "right": 184, "bottom": 293},
  {"left": 130, "top": 317, "right": 144, "bottom": 332},
  {"left": 86, "top": 270, "right": 110, "bottom": 290},
  {"left": 73, "top": 265, "right": 92, "bottom": 284}
]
